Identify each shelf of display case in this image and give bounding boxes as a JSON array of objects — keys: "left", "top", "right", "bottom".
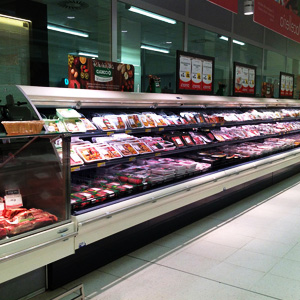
[
  {"left": 67, "top": 116, "right": 300, "bottom": 139},
  {"left": 70, "top": 129, "right": 300, "bottom": 172}
]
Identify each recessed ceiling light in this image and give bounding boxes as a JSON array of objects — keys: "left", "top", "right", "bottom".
[
  {"left": 122, "top": 30, "right": 127, "bottom": 33},
  {"left": 141, "top": 45, "right": 169, "bottom": 53},
  {"left": 166, "top": 41, "right": 172, "bottom": 44},
  {"left": 47, "top": 24, "right": 89, "bottom": 37},
  {"left": 67, "top": 16, "right": 75, "bottom": 19}
]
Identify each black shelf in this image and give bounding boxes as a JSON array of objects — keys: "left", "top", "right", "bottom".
[{"left": 70, "top": 128, "right": 300, "bottom": 172}]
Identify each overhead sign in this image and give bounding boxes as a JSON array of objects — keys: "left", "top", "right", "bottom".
[
  {"left": 207, "top": 0, "right": 238, "bottom": 14},
  {"left": 254, "top": 0, "right": 300, "bottom": 43}
]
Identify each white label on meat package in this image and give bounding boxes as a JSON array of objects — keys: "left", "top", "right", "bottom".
[{"left": 5, "top": 194, "right": 23, "bottom": 208}]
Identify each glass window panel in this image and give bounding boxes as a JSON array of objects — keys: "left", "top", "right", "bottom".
[
  {"left": 118, "top": 1, "right": 183, "bottom": 93},
  {"left": 263, "top": 50, "right": 285, "bottom": 98},
  {"left": 188, "top": 25, "right": 230, "bottom": 95},
  {"left": 46, "top": 0, "right": 111, "bottom": 87},
  {"left": 233, "top": 43, "right": 263, "bottom": 96}
]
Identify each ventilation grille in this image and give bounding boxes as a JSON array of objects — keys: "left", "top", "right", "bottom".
[{"left": 57, "top": 0, "right": 89, "bottom": 10}]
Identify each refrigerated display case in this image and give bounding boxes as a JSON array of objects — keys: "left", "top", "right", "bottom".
[
  {"left": 0, "top": 86, "right": 75, "bottom": 284},
  {"left": 3, "top": 85, "right": 300, "bottom": 289}
]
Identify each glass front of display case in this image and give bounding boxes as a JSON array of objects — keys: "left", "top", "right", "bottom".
[{"left": 0, "top": 134, "right": 70, "bottom": 244}]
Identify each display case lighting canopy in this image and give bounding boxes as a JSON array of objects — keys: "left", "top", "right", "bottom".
[
  {"left": 127, "top": 6, "right": 176, "bottom": 24},
  {"left": 78, "top": 51, "right": 98, "bottom": 58},
  {"left": 47, "top": 24, "right": 89, "bottom": 37},
  {"left": 141, "top": 45, "right": 170, "bottom": 54},
  {"left": 233, "top": 39, "right": 245, "bottom": 46}
]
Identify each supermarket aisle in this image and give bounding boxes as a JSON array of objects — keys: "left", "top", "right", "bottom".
[{"left": 32, "top": 173, "right": 300, "bottom": 300}]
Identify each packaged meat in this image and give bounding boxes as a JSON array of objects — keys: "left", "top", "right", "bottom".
[
  {"left": 44, "top": 119, "right": 66, "bottom": 133},
  {"left": 56, "top": 108, "right": 81, "bottom": 119},
  {"left": 171, "top": 136, "right": 185, "bottom": 147},
  {"left": 70, "top": 149, "right": 84, "bottom": 166},
  {"left": 181, "top": 134, "right": 195, "bottom": 146},
  {"left": 114, "top": 143, "right": 139, "bottom": 156},
  {"left": 63, "top": 119, "right": 86, "bottom": 133},
  {"left": 80, "top": 118, "right": 97, "bottom": 131},
  {"left": 127, "top": 114, "right": 144, "bottom": 128},
  {"left": 105, "top": 115, "right": 128, "bottom": 130},
  {"left": 97, "top": 145, "right": 123, "bottom": 160},
  {"left": 76, "top": 145, "right": 104, "bottom": 163},
  {"left": 131, "top": 142, "right": 153, "bottom": 154},
  {"left": 92, "top": 117, "right": 117, "bottom": 131},
  {"left": 140, "top": 113, "right": 157, "bottom": 127}
]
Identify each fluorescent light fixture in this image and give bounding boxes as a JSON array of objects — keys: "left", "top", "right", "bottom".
[
  {"left": 0, "top": 14, "right": 31, "bottom": 23},
  {"left": 122, "top": 30, "right": 128, "bottom": 33},
  {"left": 233, "top": 39, "right": 245, "bottom": 46},
  {"left": 78, "top": 51, "right": 98, "bottom": 58},
  {"left": 219, "top": 36, "right": 229, "bottom": 41},
  {"left": 141, "top": 45, "right": 169, "bottom": 54},
  {"left": 128, "top": 6, "right": 176, "bottom": 24},
  {"left": 244, "top": 0, "right": 254, "bottom": 15},
  {"left": 166, "top": 41, "right": 172, "bottom": 44},
  {"left": 47, "top": 24, "right": 89, "bottom": 38},
  {"left": 67, "top": 16, "right": 75, "bottom": 19}
]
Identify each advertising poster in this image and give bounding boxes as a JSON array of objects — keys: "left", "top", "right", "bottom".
[
  {"left": 202, "top": 60, "right": 213, "bottom": 91},
  {"left": 279, "top": 72, "right": 294, "bottom": 98},
  {"left": 207, "top": 0, "right": 238, "bottom": 14},
  {"left": 261, "top": 82, "right": 274, "bottom": 98},
  {"left": 179, "top": 56, "right": 192, "bottom": 90},
  {"left": 191, "top": 58, "right": 202, "bottom": 90},
  {"left": 233, "top": 62, "right": 256, "bottom": 96},
  {"left": 68, "top": 55, "right": 134, "bottom": 91},
  {"left": 254, "top": 0, "right": 300, "bottom": 44},
  {"left": 176, "top": 51, "right": 214, "bottom": 95}
]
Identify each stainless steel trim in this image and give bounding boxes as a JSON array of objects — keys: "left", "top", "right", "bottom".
[{"left": 0, "top": 232, "right": 77, "bottom": 262}]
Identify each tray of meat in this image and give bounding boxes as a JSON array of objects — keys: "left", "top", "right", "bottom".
[
  {"left": 106, "top": 114, "right": 128, "bottom": 130},
  {"left": 97, "top": 145, "right": 123, "bottom": 160},
  {"left": 76, "top": 145, "right": 104, "bottom": 163},
  {"left": 92, "top": 117, "right": 117, "bottom": 131},
  {"left": 181, "top": 134, "right": 195, "bottom": 146},
  {"left": 114, "top": 143, "right": 139, "bottom": 156},
  {"left": 63, "top": 119, "right": 86, "bottom": 133},
  {"left": 127, "top": 114, "right": 144, "bottom": 128},
  {"left": 44, "top": 119, "right": 66, "bottom": 133},
  {"left": 80, "top": 117, "right": 97, "bottom": 131},
  {"left": 131, "top": 142, "right": 153, "bottom": 154},
  {"left": 140, "top": 113, "right": 157, "bottom": 127},
  {"left": 171, "top": 136, "right": 185, "bottom": 147},
  {"left": 56, "top": 108, "right": 81, "bottom": 119}
]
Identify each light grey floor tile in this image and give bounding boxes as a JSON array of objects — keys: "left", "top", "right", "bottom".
[
  {"left": 269, "top": 258, "right": 300, "bottom": 281},
  {"left": 203, "top": 227, "right": 253, "bottom": 248},
  {"left": 224, "top": 249, "right": 279, "bottom": 273},
  {"left": 221, "top": 222, "right": 267, "bottom": 238},
  {"left": 205, "top": 261, "right": 265, "bottom": 290},
  {"left": 183, "top": 239, "right": 238, "bottom": 261},
  {"left": 98, "top": 255, "right": 151, "bottom": 278},
  {"left": 284, "top": 242, "right": 300, "bottom": 262},
  {"left": 255, "top": 228, "right": 299, "bottom": 246},
  {"left": 157, "top": 250, "right": 221, "bottom": 277},
  {"left": 62, "top": 270, "right": 120, "bottom": 299},
  {"left": 251, "top": 273, "right": 300, "bottom": 300},
  {"left": 242, "top": 238, "right": 293, "bottom": 258},
  {"left": 28, "top": 288, "right": 77, "bottom": 300},
  {"left": 152, "top": 231, "right": 195, "bottom": 249},
  {"left": 128, "top": 242, "right": 178, "bottom": 263},
  {"left": 174, "top": 216, "right": 223, "bottom": 238}
]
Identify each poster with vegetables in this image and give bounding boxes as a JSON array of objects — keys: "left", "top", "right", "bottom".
[
  {"left": 68, "top": 55, "right": 134, "bottom": 91},
  {"left": 233, "top": 62, "right": 256, "bottom": 96},
  {"left": 176, "top": 51, "right": 214, "bottom": 95},
  {"left": 279, "top": 72, "right": 294, "bottom": 98}
]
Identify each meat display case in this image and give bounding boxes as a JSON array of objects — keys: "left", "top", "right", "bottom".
[
  {"left": 3, "top": 85, "right": 300, "bottom": 289},
  {"left": 15, "top": 85, "right": 300, "bottom": 250},
  {"left": 0, "top": 86, "right": 75, "bottom": 284}
]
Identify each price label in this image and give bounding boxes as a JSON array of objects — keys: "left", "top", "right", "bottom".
[
  {"left": 212, "top": 124, "right": 216, "bottom": 127},
  {"left": 97, "top": 162, "right": 106, "bottom": 167},
  {"left": 5, "top": 194, "right": 23, "bottom": 208},
  {"left": 145, "top": 129, "right": 151, "bottom": 133},
  {"left": 155, "top": 152, "right": 161, "bottom": 157},
  {"left": 125, "top": 130, "right": 132, "bottom": 134},
  {"left": 158, "top": 128, "right": 164, "bottom": 132},
  {"left": 71, "top": 166, "right": 80, "bottom": 172},
  {"left": 129, "top": 157, "right": 136, "bottom": 162},
  {"left": 107, "top": 131, "right": 114, "bottom": 136}
]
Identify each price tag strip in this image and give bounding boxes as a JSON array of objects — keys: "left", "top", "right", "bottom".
[{"left": 5, "top": 189, "right": 23, "bottom": 208}]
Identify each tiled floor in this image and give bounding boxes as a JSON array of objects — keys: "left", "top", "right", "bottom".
[{"left": 32, "top": 173, "right": 300, "bottom": 300}]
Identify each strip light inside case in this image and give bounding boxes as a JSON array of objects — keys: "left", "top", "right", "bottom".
[
  {"left": 128, "top": 6, "right": 176, "bottom": 24},
  {"left": 219, "top": 36, "right": 229, "bottom": 41},
  {"left": 0, "top": 14, "right": 31, "bottom": 23},
  {"left": 141, "top": 45, "right": 170, "bottom": 54},
  {"left": 47, "top": 24, "right": 89, "bottom": 38}
]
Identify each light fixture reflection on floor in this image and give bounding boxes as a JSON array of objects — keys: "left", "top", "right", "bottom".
[
  {"left": 47, "top": 24, "right": 89, "bottom": 37},
  {"left": 141, "top": 45, "right": 170, "bottom": 54},
  {"left": 244, "top": 0, "right": 254, "bottom": 15},
  {"left": 128, "top": 6, "right": 176, "bottom": 24}
]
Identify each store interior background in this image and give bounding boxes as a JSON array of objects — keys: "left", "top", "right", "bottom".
[{"left": 0, "top": 0, "right": 300, "bottom": 96}]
